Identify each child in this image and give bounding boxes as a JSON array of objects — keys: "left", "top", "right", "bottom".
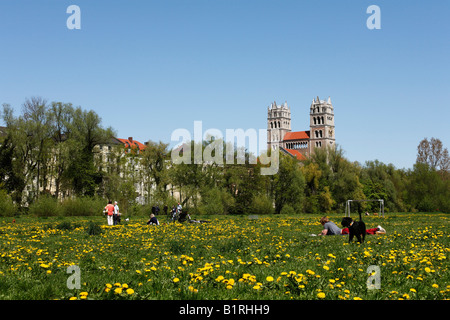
[{"left": 147, "top": 213, "right": 159, "bottom": 226}]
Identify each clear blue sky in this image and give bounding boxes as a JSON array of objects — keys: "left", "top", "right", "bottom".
[{"left": 1, "top": 0, "right": 449, "bottom": 170}]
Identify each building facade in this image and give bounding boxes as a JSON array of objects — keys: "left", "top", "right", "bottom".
[{"left": 267, "top": 96, "right": 335, "bottom": 160}]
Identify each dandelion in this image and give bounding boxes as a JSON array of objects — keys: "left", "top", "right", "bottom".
[
  {"left": 323, "top": 265, "right": 329, "bottom": 271},
  {"left": 188, "top": 286, "right": 198, "bottom": 293},
  {"left": 114, "top": 287, "right": 122, "bottom": 294},
  {"left": 353, "top": 297, "right": 362, "bottom": 300},
  {"left": 266, "top": 276, "right": 274, "bottom": 282},
  {"left": 126, "top": 288, "right": 134, "bottom": 295},
  {"left": 173, "top": 278, "right": 180, "bottom": 283},
  {"left": 317, "top": 292, "right": 325, "bottom": 299},
  {"left": 432, "top": 284, "right": 439, "bottom": 288},
  {"left": 69, "top": 297, "right": 77, "bottom": 300},
  {"left": 424, "top": 267, "right": 431, "bottom": 273},
  {"left": 215, "top": 275, "right": 224, "bottom": 282},
  {"left": 410, "top": 288, "right": 417, "bottom": 293}
]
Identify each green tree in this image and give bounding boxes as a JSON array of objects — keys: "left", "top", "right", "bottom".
[
  {"left": 66, "top": 107, "right": 115, "bottom": 196},
  {"left": 406, "top": 162, "right": 450, "bottom": 212},
  {"left": 273, "top": 153, "right": 305, "bottom": 214}
]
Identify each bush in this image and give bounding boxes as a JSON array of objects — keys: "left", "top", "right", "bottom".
[
  {"left": 86, "top": 221, "right": 103, "bottom": 236},
  {"left": 198, "top": 188, "right": 235, "bottom": 215},
  {"left": 0, "top": 189, "right": 17, "bottom": 217},
  {"left": 28, "top": 195, "right": 62, "bottom": 217},
  {"left": 280, "top": 204, "right": 296, "bottom": 215},
  {"left": 61, "top": 196, "right": 105, "bottom": 216},
  {"left": 249, "top": 194, "right": 273, "bottom": 215}
]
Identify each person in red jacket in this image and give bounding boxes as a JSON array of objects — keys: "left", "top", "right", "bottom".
[{"left": 104, "top": 200, "right": 115, "bottom": 226}]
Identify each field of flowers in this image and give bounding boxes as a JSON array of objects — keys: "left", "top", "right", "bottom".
[{"left": 0, "top": 213, "right": 448, "bottom": 300}]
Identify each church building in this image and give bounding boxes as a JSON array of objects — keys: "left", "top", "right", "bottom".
[{"left": 267, "top": 96, "right": 335, "bottom": 160}]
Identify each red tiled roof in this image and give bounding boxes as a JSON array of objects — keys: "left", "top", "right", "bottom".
[
  {"left": 117, "top": 138, "right": 147, "bottom": 151},
  {"left": 284, "top": 148, "right": 307, "bottom": 161},
  {"left": 283, "top": 131, "right": 310, "bottom": 141}
]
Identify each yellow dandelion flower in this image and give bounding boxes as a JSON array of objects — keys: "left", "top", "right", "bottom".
[
  {"left": 126, "top": 288, "right": 134, "bottom": 295},
  {"left": 266, "top": 276, "right": 274, "bottom": 282},
  {"left": 317, "top": 292, "right": 325, "bottom": 299},
  {"left": 173, "top": 277, "right": 180, "bottom": 283}
]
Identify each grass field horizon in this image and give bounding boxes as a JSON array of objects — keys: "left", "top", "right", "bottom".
[{"left": 0, "top": 212, "right": 448, "bottom": 300}]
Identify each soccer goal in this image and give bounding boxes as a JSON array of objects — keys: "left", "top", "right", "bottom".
[{"left": 345, "top": 199, "right": 384, "bottom": 218}]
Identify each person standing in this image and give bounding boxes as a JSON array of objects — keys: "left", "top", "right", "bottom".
[
  {"left": 113, "top": 201, "right": 120, "bottom": 225},
  {"left": 105, "top": 200, "right": 115, "bottom": 226}
]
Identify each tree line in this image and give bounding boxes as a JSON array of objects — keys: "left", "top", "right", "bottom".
[{"left": 0, "top": 98, "right": 449, "bottom": 216}]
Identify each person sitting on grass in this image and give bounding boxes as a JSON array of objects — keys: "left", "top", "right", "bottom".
[
  {"left": 318, "top": 216, "right": 385, "bottom": 236},
  {"left": 147, "top": 213, "right": 159, "bottom": 226}
]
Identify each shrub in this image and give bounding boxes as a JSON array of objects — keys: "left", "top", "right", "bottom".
[
  {"left": 86, "top": 221, "right": 103, "bottom": 236},
  {"left": 28, "top": 195, "right": 61, "bottom": 217},
  {"left": 250, "top": 194, "right": 273, "bottom": 215},
  {"left": 0, "top": 189, "right": 16, "bottom": 217},
  {"left": 280, "top": 204, "right": 296, "bottom": 215},
  {"left": 61, "top": 196, "right": 105, "bottom": 216},
  {"left": 198, "top": 188, "right": 235, "bottom": 215}
]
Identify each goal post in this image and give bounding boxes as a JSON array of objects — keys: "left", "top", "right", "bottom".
[{"left": 345, "top": 199, "right": 384, "bottom": 218}]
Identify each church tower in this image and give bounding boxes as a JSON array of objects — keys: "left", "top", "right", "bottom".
[
  {"left": 309, "top": 96, "right": 335, "bottom": 154},
  {"left": 267, "top": 101, "right": 291, "bottom": 151}
]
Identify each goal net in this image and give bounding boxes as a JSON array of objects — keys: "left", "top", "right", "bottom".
[{"left": 345, "top": 199, "right": 384, "bottom": 218}]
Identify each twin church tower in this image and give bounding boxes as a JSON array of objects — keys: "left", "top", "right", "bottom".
[{"left": 267, "top": 97, "right": 335, "bottom": 160}]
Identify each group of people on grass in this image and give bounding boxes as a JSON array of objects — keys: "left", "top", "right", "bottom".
[
  {"left": 318, "top": 215, "right": 386, "bottom": 236},
  {"left": 104, "top": 201, "right": 187, "bottom": 226},
  {"left": 103, "top": 200, "right": 121, "bottom": 226},
  {"left": 104, "top": 200, "right": 385, "bottom": 238}
]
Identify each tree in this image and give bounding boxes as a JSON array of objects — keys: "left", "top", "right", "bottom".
[
  {"left": 406, "top": 162, "right": 450, "bottom": 212},
  {"left": 141, "top": 140, "right": 170, "bottom": 204},
  {"left": 66, "top": 107, "right": 115, "bottom": 196},
  {"left": 47, "top": 102, "right": 74, "bottom": 198},
  {"left": 273, "top": 153, "right": 305, "bottom": 214},
  {"left": 417, "top": 137, "right": 449, "bottom": 173}
]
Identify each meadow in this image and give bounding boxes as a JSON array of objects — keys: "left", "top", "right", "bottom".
[{"left": 0, "top": 213, "right": 448, "bottom": 300}]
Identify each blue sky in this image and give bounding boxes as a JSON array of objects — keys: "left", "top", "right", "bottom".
[{"left": 1, "top": 0, "right": 449, "bottom": 170}]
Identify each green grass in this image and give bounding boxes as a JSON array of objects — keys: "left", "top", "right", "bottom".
[{"left": 0, "top": 213, "right": 448, "bottom": 300}]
